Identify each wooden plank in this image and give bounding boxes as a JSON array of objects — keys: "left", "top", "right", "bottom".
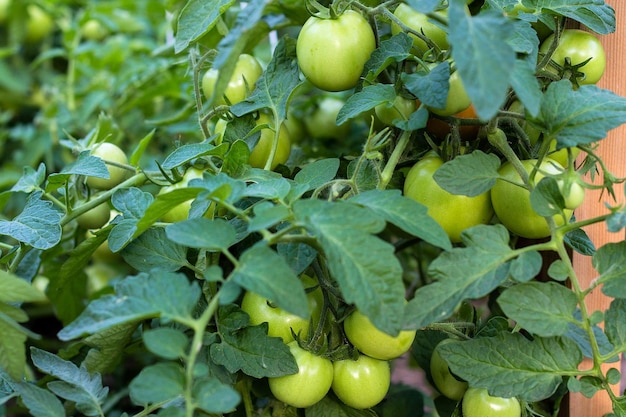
[{"left": 569, "top": 1, "right": 626, "bottom": 415}]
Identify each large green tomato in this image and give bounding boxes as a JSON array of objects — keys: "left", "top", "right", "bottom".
[
  {"left": 428, "top": 69, "right": 471, "bottom": 116},
  {"left": 343, "top": 309, "right": 416, "bottom": 360},
  {"left": 86, "top": 142, "right": 129, "bottom": 190},
  {"left": 430, "top": 339, "right": 468, "bottom": 400},
  {"left": 268, "top": 341, "right": 333, "bottom": 408},
  {"left": 403, "top": 154, "right": 493, "bottom": 243},
  {"left": 202, "top": 54, "right": 263, "bottom": 105},
  {"left": 374, "top": 94, "right": 418, "bottom": 126},
  {"left": 539, "top": 29, "right": 606, "bottom": 85},
  {"left": 159, "top": 167, "right": 212, "bottom": 223},
  {"left": 25, "top": 4, "right": 54, "bottom": 43},
  {"left": 241, "top": 275, "right": 323, "bottom": 343},
  {"left": 490, "top": 158, "right": 573, "bottom": 239},
  {"left": 332, "top": 355, "right": 390, "bottom": 409},
  {"left": 304, "top": 96, "right": 351, "bottom": 140},
  {"left": 248, "top": 113, "right": 291, "bottom": 170},
  {"left": 296, "top": 10, "right": 376, "bottom": 91},
  {"left": 82, "top": 19, "right": 108, "bottom": 41},
  {"left": 462, "top": 388, "right": 521, "bottom": 417},
  {"left": 391, "top": 3, "right": 449, "bottom": 52},
  {"left": 76, "top": 200, "right": 111, "bottom": 230}
]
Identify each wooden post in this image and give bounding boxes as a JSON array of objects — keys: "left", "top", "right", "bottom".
[{"left": 569, "top": 1, "right": 626, "bottom": 415}]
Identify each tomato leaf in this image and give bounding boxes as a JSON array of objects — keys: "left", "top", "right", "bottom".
[
  {"left": 404, "top": 225, "right": 514, "bottom": 329},
  {"left": 336, "top": 84, "right": 395, "bottom": 125},
  {"left": 293, "top": 158, "right": 340, "bottom": 193},
  {"left": 530, "top": 177, "right": 566, "bottom": 216},
  {"left": 401, "top": 61, "right": 449, "bottom": 110},
  {"left": 498, "top": 282, "right": 577, "bottom": 337},
  {"left": 605, "top": 299, "right": 626, "bottom": 352},
  {"left": 0, "top": 370, "right": 65, "bottom": 417},
  {"left": 129, "top": 362, "right": 185, "bottom": 405},
  {"left": 166, "top": 218, "right": 237, "bottom": 252},
  {"left": 80, "top": 323, "right": 139, "bottom": 375},
  {"left": 593, "top": 241, "right": 626, "bottom": 299},
  {"left": 174, "top": 0, "right": 235, "bottom": 53},
  {"left": 542, "top": 0, "right": 615, "bottom": 35},
  {"left": 58, "top": 271, "right": 201, "bottom": 341},
  {"left": 362, "top": 32, "right": 413, "bottom": 82},
  {"left": 0, "top": 269, "right": 46, "bottom": 304},
  {"left": 46, "top": 151, "right": 109, "bottom": 191},
  {"left": 192, "top": 377, "right": 241, "bottom": 414},
  {"left": 123, "top": 228, "right": 188, "bottom": 272},
  {"left": 210, "top": 305, "right": 298, "bottom": 378},
  {"left": 142, "top": 328, "right": 189, "bottom": 360},
  {"left": 534, "top": 80, "right": 626, "bottom": 148},
  {"left": 349, "top": 189, "right": 452, "bottom": 250},
  {"left": 0, "top": 307, "right": 29, "bottom": 380},
  {"left": 433, "top": 150, "right": 500, "bottom": 197},
  {"left": 439, "top": 333, "right": 582, "bottom": 401},
  {"left": 161, "top": 141, "right": 227, "bottom": 170},
  {"left": 448, "top": 2, "right": 517, "bottom": 120},
  {"left": 564, "top": 309, "right": 618, "bottom": 363}
]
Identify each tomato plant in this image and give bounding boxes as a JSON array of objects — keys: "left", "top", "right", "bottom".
[
  {"left": 331, "top": 355, "right": 391, "bottom": 410},
  {"left": 429, "top": 339, "right": 468, "bottom": 401},
  {"left": 202, "top": 53, "right": 263, "bottom": 105},
  {"left": 247, "top": 113, "right": 292, "bottom": 169},
  {"left": 86, "top": 142, "right": 130, "bottom": 190},
  {"left": 391, "top": 3, "right": 449, "bottom": 53},
  {"left": 427, "top": 67, "right": 472, "bottom": 117},
  {"left": 462, "top": 388, "right": 522, "bottom": 417},
  {"left": 296, "top": 10, "right": 376, "bottom": 91}
]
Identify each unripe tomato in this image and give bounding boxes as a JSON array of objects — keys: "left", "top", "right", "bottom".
[
  {"left": 374, "top": 94, "right": 417, "bottom": 126},
  {"left": 343, "top": 309, "right": 416, "bottom": 360},
  {"left": 462, "top": 388, "right": 521, "bottom": 417},
  {"left": 25, "top": 4, "right": 54, "bottom": 43},
  {"left": 403, "top": 154, "right": 493, "bottom": 243},
  {"left": 86, "top": 143, "right": 129, "bottom": 190},
  {"left": 76, "top": 200, "right": 111, "bottom": 230},
  {"left": 391, "top": 3, "right": 449, "bottom": 52},
  {"left": 426, "top": 103, "right": 480, "bottom": 140},
  {"left": 332, "top": 355, "right": 390, "bottom": 409},
  {"left": 539, "top": 29, "right": 606, "bottom": 85},
  {"left": 248, "top": 113, "right": 291, "bottom": 170},
  {"left": 296, "top": 10, "right": 376, "bottom": 91},
  {"left": 202, "top": 54, "right": 263, "bottom": 105},
  {"left": 268, "top": 341, "right": 333, "bottom": 408},
  {"left": 490, "top": 158, "right": 573, "bottom": 239},
  {"left": 159, "top": 167, "right": 211, "bottom": 223},
  {"left": 428, "top": 69, "right": 471, "bottom": 116},
  {"left": 0, "top": 0, "right": 10, "bottom": 23},
  {"left": 82, "top": 19, "right": 108, "bottom": 41},
  {"left": 304, "top": 96, "right": 351, "bottom": 140},
  {"left": 430, "top": 339, "right": 468, "bottom": 400},
  {"left": 241, "top": 275, "right": 323, "bottom": 343}
]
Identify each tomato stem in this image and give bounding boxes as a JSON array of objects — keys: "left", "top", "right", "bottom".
[{"left": 379, "top": 130, "right": 411, "bottom": 190}]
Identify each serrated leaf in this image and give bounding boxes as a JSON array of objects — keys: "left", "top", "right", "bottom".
[
  {"left": 122, "top": 228, "right": 188, "bottom": 272},
  {"left": 535, "top": 81, "right": 626, "bottom": 148},
  {"left": 174, "top": 0, "right": 235, "bottom": 53},
  {"left": 230, "top": 245, "right": 307, "bottom": 318},
  {"left": 439, "top": 333, "right": 582, "bottom": 401},
  {"left": 363, "top": 32, "right": 413, "bottom": 81},
  {"left": 129, "top": 362, "right": 185, "bottom": 405},
  {"left": 111, "top": 187, "right": 154, "bottom": 220},
  {"left": 294, "top": 158, "right": 340, "bottom": 193},
  {"left": 565, "top": 309, "right": 618, "bottom": 362},
  {"left": 46, "top": 151, "right": 109, "bottom": 190},
  {"left": 192, "top": 377, "right": 241, "bottom": 413},
  {"left": 605, "top": 299, "right": 626, "bottom": 351},
  {"left": 593, "top": 242, "right": 626, "bottom": 298},
  {"left": 143, "top": 328, "right": 189, "bottom": 360},
  {"left": 81, "top": 322, "right": 139, "bottom": 374},
  {"left": 10, "top": 164, "right": 46, "bottom": 193},
  {"left": 401, "top": 62, "right": 449, "bottom": 109},
  {"left": 0, "top": 191, "right": 62, "bottom": 250},
  {"left": 498, "top": 282, "right": 577, "bottom": 336},
  {"left": 336, "top": 84, "right": 395, "bottom": 126},
  {"left": 58, "top": 272, "right": 201, "bottom": 340},
  {"left": 349, "top": 189, "right": 451, "bottom": 250},
  {"left": 543, "top": 0, "right": 615, "bottom": 35},
  {"left": 433, "top": 151, "right": 501, "bottom": 197},
  {"left": 166, "top": 217, "right": 237, "bottom": 252},
  {"left": 294, "top": 199, "right": 405, "bottom": 335},
  {"left": 8, "top": 377, "right": 65, "bottom": 417},
  {"left": 161, "top": 141, "right": 227, "bottom": 170},
  {"left": 404, "top": 225, "right": 514, "bottom": 329},
  {"left": 0, "top": 270, "right": 46, "bottom": 303},
  {"left": 230, "top": 37, "right": 300, "bottom": 120},
  {"left": 210, "top": 305, "right": 297, "bottom": 378}
]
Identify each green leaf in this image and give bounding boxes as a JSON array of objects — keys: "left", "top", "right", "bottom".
[
  {"left": 564, "top": 226, "right": 595, "bottom": 256},
  {"left": 433, "top": 151, "right": 501, "bottom": 197},
  {"left": 294, "top": 199, "right": 405, "bottom": 335},
  {"left": 122, "top": 227, "right": 188, "bottom": 272},
  {"left": 174, "top": 0, "right": 235, "bottom": 53},
  {"left": 448, "top": 3, "right": 517, "bottom": 119},
  {"left": 0, "top": 191, "right": 62, "bottom": 250},
  {"left": 222, "top": 140, "right": 252, "bottom": 178},
  {"left": 293, "top": 158, "right": 340, "bottom": 193},
  {"left": 509, "top": 250, "right": 542, "bottom": 282},
  {"left": 594, "top": 242, "right": 626, "bottom": 298},
  {"left": 349, "top": 190, "right": 451, "bottom": 250},
  {"left": 4, "top": 375, "right": 65, "bottom": 417},
  {"left": 30, "top": 348, "right": 107, "bottom": 417},
  {"left": 401, "top": 62, "right": 449, "bottom": 110},
  {"left": 0, "top": 311, "right": 27, "bottom": 380},
  {"left": 129, "top": 362, "right": 185, "bottom": 405},
  {"left": 510, "top": 58, "right": 543, "bottom": 118},
  {"left": 210, "top": 305, "right": 298, "bottom": 378},
  {"left": 161, "top": 141, "right": 227, "bottom": 170},
  {"left": 244, "top": 178, "right": 292, "bottom": 200},
  {"left": 605, "top": 299, "right": 626, "bottom": 351},
  {"left": 134, "top": 187, "right": 204, "bottom": 236},
  {"left": 81, "top": 323, "right": 139, "bottom": 375},
  {"left": 166, "top": 217, "right": 237, "bottom": 252},
  {"left": 277, "top": 241, "right": 317, "bottom": 275},
  {"left": 543, "top": 0, "right": 615, "bottom": 35},
  {"left": 0, "top": 270, "right": 46, "bottom": 303},
  {"left": 112, "top": 187, "right": 154, "bottom": 220},
  {"left": 10, "top": 163, "right": 46, "bottom": 194},
  {"left": 363, "top": 33, "right": 413, "bottom": 81},
  {"left": 336, "top": 84, "right": 395, "bottom": 126},
  {"left": 230, "top": 37, "right": 300, "bottom": 120},
  {"left": 530, "top": 177, "right": 566, "bottom": 216},
  {"left": 143, "top": 328, "right": 189, "bottom": 360},
  {"left": 535, "top": 81, "right": 626, "bottom": 148},
  {"left": 46, "top": 151, "right": 109, "bottom": 191},
  {"left": 404, "top": 225, "right": 514, "bottom": 329},
  {"left": 498, "top": 282, "right": 577, "bottom": 337},
  {"left": 58, "top": 271, "right": 201, "bottom": 340},
  {"left": 192, "top": 377, "right": 241, "bottom": 414},
  {"left": 230, "top": 245, "right": 307, "bottom": 318},
  {"left": 439, "top": 333, "right": 582, "bottom": 401},
  {"left": 248, "top": 202, "right": 290, "bottom": 232}
]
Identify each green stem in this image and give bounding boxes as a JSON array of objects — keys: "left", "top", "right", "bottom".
[{"left": 379, "top": 130, "right": 411, "bottom": 190}]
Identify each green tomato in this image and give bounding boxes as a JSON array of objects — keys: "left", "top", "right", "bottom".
[
  {"left": 539, "top": 29, "right": 606, "bottom": 85},
  {"left": 202, "top": 54, "right": 263, "bottom": 105},
  {"left": 0, "top": 0, "right": 10, "bottom": 23},
  {"left": 86, "top": 142, "right": 129, "bottom": 190},
  {"left": 82, "top": 19, "right": 108, "bottom": 41},
  {"left": 374, "top": 94, "right": 418, "bottom": 126},
  {"left": 490, "top": 158, "right": 573, "bottom": 239},
  {"left": 241, "top": 275, "right": 323, "bottom": 343},
  {"left": 430, "top": 339, "right": 468, "bottom": 400},
  {"left": 462, "top": 388, "right": 521, "bottom": 417},
  {"left": 25, "top": 4, "right": 54, "bottom": 43},
  {"left": 248, "top": 113, "right": 291, "bottom": 170},
  {"left": 332, "top": 355, "right": 390, "bottom": 409},
  {"left": 76, "top": 200, "right": 111, "bottom": 230},
  {"left": 428, "top": 68, "right": 471, "bottom": 116},
  {"left": 391, "top": 3, "right": 449, "bottom": 52},
  {"left": 268, "top": 341, "right": 334, "bottom": 408},
  {"left": 86, "top": 262, "right": 119, "bottom": 296},
  {"left": 159, "top": 167, "right": 211, "bottom": 223},
  {"left": 556, "top": 171, "right": 586, "bottom": 210},
  {"left": 404, "top": 154, "right": 493, "bottom": 243},
  {"left": 343, "top": 309, "right": 416, "bottom": 360},
  {"left": 296, "top": 10, "right": 376, "bottom": 91},
  {"left": 304, "top": 96, "right": 351, "bottom": 140}
]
